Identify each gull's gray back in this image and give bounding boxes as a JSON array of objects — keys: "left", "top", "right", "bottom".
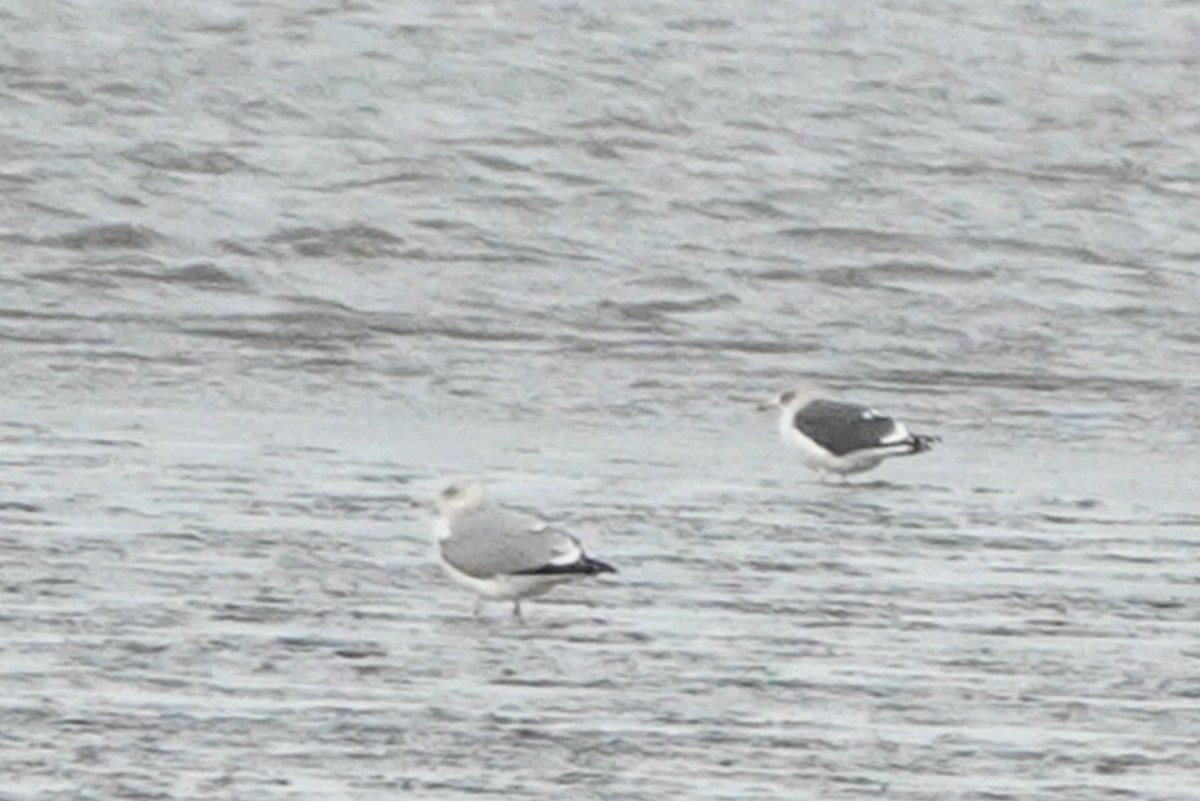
[
  {"left": 440, "top": 504, "right": 578, "bottom": 578},
  {"left": 794, "top": 399, "right": 900, "bottom": 456}
]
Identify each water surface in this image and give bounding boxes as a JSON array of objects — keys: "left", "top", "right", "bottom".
[{"left": 2, "top": 0, "right": 1199, "bottom": 798}]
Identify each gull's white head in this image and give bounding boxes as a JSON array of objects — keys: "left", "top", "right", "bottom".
[
  {"left": 757, "top": 386, "right": 815, "bottom": 413},
  {"left": 415, "top": 480, "right": 489, "bottom": 519}
]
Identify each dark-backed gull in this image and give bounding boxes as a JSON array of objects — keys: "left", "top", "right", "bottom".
[{"left": 758, "top": 388, "right": 938, "bottom": 479}]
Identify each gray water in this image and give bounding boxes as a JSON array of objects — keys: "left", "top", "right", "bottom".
[{"left": 3, "top": 0, "right": 1200, "bottom": 798}]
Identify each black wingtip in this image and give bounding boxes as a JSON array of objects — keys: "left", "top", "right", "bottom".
[
  {"left": 514, "top": 556, "right": 617, "bottom": 577},
  {"left": 586, "top": 556, "right": 617, "bottom": 575},
  {"left": 911, "top": 434, "right": 939, "bottom": 453}
]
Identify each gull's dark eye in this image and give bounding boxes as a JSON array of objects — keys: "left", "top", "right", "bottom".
[
  {"left": 443, "top": 485, "right": 459, "bottom": 498},
  {"left": 780, "top": 391, "right": 795, "bottom": 405}
]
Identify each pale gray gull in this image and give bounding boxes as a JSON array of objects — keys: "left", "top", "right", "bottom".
[
  {"left": 758, "top": 387, "right": 938, "bottom": 479},
  {"left": 415, "top": 480, "right": 616, "bottom": 618}
]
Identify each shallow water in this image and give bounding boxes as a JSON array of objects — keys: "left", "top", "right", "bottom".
[{"left": 2, "top": 0, "right": 1200, "bottom": 798}]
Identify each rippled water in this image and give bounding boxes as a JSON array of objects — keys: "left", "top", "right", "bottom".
[{"left": 3, "top": 0, "right": 1200, "bottom": 798}]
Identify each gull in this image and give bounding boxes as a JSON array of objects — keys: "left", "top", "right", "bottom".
[
  {"left": 758, "top": 387, "right": 938, "bottom": 480},
  {"left": 414, "top": 481, "right": 616, "bottom": 618}
]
